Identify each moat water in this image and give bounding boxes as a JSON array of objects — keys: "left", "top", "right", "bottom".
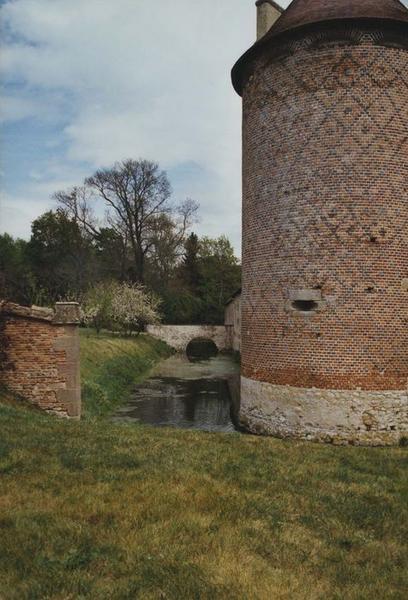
[{"left": 113, "top": 353, "right": 240, "bottom": 432}]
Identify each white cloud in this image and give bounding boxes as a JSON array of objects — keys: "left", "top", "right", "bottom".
[
  {"left": 0, "top": 94, "right": 37, "bottom": 122},
  {"left": 0, "top": 191, "right": 50, "bottom": 238},
  {"left": 0, "top": 161, "right": 95, "bottom": 237},
  {"left": 0, "top": 0, "right": 286, "bottom": 250}
]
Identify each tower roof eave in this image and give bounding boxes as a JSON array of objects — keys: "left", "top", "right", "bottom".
[
  {"left": 232, "top": 0, "right": 408, "bottom": 96},
  {"left": 232, "top": 16, "right": 408, "bottom": 96},
  {"left": 266, "top": 0, "right": 408, "bottom": 39}
]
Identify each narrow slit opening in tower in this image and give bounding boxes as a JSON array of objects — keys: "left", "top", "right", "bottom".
[{"left": 292, "top": 300, "right": 318, "bottom": 313}]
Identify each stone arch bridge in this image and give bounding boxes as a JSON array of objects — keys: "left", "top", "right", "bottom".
[{"left": 146, "top": 325, "right": 230, "bottom": 352}]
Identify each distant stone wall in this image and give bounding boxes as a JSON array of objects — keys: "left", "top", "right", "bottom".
[
  {"left": 225, "top": 294, "right": 241, "bottom": 352},
  {"left": 146, "top": 324, "right": 228, "bottom": 352},
  {"left": 0, "top": 302, "right": 81, "bottom": 418}
]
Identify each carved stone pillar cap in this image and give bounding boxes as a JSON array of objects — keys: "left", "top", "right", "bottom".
[{"left": 53, "top": 302, "right": 81, "bottom": 324}]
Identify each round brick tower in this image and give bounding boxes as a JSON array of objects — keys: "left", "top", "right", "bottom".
[{"left": 232, "top": 0, "right": 408, "bottom": 445}]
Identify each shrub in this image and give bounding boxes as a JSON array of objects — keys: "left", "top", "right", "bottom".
[
  {"left": 81, "top": 282, "right": 161, "bottom": 334},
  {"left": 111, "top": 283, "right": 160, "bottom": 335},
  {"left": 81, "top": 282, "right": 116, "bottom": 333}
]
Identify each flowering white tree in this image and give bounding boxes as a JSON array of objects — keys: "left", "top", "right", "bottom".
[
  {"left": 81, "top": 281, "right": 116, "bottom": 333},
  {"left": 111, "top": 283, "right": 161, "bottom": 334},
  {"left": 82, "top": 281, "right": 161, "bottom": 334}
]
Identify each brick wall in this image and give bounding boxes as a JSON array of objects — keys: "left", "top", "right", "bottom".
[
  {"left": 236, "top": 21, "right": 408, "bottom": 444},
  {"left": 241, "top": 26, "right": 408, "bottom": 392},
  {"left": 0, "top": 302, "right": 81, "bottom": 418}
]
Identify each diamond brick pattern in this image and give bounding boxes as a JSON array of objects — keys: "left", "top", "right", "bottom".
[{"left": 241, "top": 26, "right": 408, "bottom": 391}]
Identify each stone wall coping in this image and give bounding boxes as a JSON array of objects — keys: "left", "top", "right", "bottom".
[
  {"left": 0, "top": 301, "right": 80, "bottom": 324},
  {"left": 0, "top": 301, "right": 54, "bottom": 322}
]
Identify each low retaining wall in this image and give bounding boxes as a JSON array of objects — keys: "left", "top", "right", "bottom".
[
  {"left": 146, "top": 325, "right": 228, "bottom": 352},
  {"left": 0, "top": 301, "right": 81, "bottom": 418}
]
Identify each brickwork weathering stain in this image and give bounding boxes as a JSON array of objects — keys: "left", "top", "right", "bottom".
[
  {"left": 234, "top": 11, "right": 408, "bottom": 444},
  {"left": 0, "top": 302, "right": 81, "bottom": 418}
]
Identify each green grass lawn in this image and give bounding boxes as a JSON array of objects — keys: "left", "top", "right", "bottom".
[{"left": 0, "top": 332, "right": 407, "bottom": 599}]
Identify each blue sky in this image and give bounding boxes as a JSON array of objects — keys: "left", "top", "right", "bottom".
[
  {"left": 2, "top": 0, "right": 293, "bottom": 252},
  {"left": 2, "top": 0, "right": 404, "bottom": 253}
]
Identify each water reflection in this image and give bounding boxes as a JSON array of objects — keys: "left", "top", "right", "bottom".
[{"left": 114, "top": 354, "right": 240, "bottom": 433}]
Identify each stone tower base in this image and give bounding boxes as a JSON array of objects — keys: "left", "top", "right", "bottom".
[{"left": 240, "top": 377, "right": 408, "bottom": 446}]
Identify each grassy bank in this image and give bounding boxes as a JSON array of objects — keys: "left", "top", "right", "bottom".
[
  {"left": 80, "top": 329, "right": 173, "bottom": 418},
  {"left": 0, "top": 333, "right": 407, "bottom": 599}
]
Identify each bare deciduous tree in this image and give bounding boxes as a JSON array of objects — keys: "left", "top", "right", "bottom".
[
  {"left": 55, "top": 159, "right": 198, "bottom": 283},
  {"left": 85, "top": 159, "right": 171, "bottom": 283},
  {"left": 54, "top": 186, "right": 99, "bottom": 238}
]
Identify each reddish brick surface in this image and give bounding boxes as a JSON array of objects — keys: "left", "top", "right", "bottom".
[
  {"left": 0, "top": 304, "right": 81, "bottom": 417},
  {"left": 241, "top": 27, "right": 408, "bottom": 391}
]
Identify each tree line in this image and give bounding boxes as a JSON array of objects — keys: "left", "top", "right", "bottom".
[{"left": 0, "top": 159, "right": 241, "bottom": 325}]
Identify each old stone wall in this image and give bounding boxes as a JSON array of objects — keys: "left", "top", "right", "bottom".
[
  {"left": 146, "top": 324, "right": 228, "bottom": 352},
  {"left": 225, "top": 294, "right": 241, "bottom": 352},
  {"left": 241, "top": 377, "right": 408, "bottom": 446},
  {"left": 239, "top": 24, "right": 408, "bottom": 444},
  {"left": 0, "top": 302, "right": 81, "bottom": 418}
]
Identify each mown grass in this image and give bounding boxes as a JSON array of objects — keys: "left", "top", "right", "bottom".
[{"left": 0, "top": 332, "right": 407, "bottom": 599}]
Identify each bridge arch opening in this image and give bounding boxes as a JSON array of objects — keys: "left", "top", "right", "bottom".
[{"left": 186, "top": 338, "right": 218, "bottom": 361}]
